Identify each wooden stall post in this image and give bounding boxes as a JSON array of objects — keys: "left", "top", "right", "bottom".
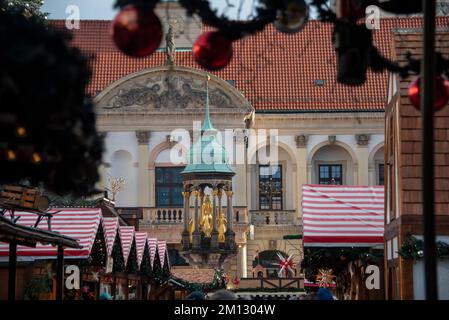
[
  {"left": 56, "top": 245, "right": 64, "bottom": 301},
  {"left": 8, "top": 241, "right": 17, "bottom": 301}
]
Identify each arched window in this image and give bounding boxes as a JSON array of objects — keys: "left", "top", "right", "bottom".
[
  {"left": 259, "top": 165, "right": 282, "bottom": 210},
  {"left": 155, "top": 167, "right": 184, "bottom": 207}
]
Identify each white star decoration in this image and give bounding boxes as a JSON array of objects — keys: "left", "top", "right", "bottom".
[{"left": 274, "top": 252, "right": 295, "bottom": 278}]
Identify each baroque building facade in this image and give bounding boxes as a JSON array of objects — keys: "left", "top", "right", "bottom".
[{"left": 54, "top": 4, "right": 438, "bottom": 280}]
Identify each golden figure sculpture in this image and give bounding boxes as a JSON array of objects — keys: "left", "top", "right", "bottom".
[
  {"left": 188, "top": 194, "right": 214, "bottom": 241},
  {"left": 200, "top": 195, "right": 213, "bottom": 237},
  {"left": 217, "top": 209, "right": 227, "bottom": 243}
]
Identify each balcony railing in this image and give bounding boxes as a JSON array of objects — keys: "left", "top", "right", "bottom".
[
  {"left": 141, "top": 207, "right": 248, "bottom": 225},
  {"left": 250, "top": 210, "right": 296, "bottom": 226}
]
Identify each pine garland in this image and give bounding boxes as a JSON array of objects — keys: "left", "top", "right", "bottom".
[
  {"left": 0, "top": 7, "right": 104, "bottom": 197},
  {"left": 398, "top": 234, "right": 449, "bottom": 260},
  {"left": 0, "top": 0, "right": 47, "bottom": 20},
  {"left": 88, "top": 227, "right": 107, "bottom": 267},
  {"left": 126, "top": 239, "right": 139, "bottom": 274},
  {"left": 112, "top": 235, "right": 125, "bottom": 273},
  {"left": 140, "top": 243, "right": 152, "bottom": 277}
]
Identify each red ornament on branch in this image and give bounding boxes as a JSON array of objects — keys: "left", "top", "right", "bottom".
[
  {"left": 408, "top": 75, "right": 449, "bottom": 111},
  {"left": 112, "top": 5, "right": 162, "bottom": 58},
  {"left": 193, "top": 31, "right": 233, "bottom": 71}
]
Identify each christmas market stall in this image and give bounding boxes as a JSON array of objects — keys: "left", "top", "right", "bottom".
[
  {"left": 301, "top": 185, "right": 385, "bottom": 300},
  {"left": 0, "top": 187, "right": 81, "bottom": 300},
  {"left": 113, "top": 226, "right": 137, "bottom": 300},
  {"left": 134, "top": 231, "right": 149, "bottom": 300},
  {"left": 0, "top": 208, "right": 106, "bottom": 300},
  {"left": 100, "top": 216, "right": 123, "bottom": 299},
  {"left": 148, "top": 240, "right": 171, "bottom": 300},
  {"left": 136, "top": 232, "right": 153, "bottom": 300}
]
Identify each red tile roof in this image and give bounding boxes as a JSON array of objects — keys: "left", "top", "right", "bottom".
[
  {"left": 170, "top": 267, "right": 215, "bottom": 284},
  {"left": 50, "top": 17, "right": 449, "bottom": 112}
]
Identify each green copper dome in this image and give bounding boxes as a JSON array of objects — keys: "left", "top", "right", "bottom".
[{"left": 181, "top": 75, "right": 234, "bottom": 177}]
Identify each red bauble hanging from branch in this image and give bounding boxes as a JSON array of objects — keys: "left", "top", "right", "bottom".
[
  {"left": 408, "top": 75, "right": 449, "bottom": 111},
  {"left": 193, "top": 31, "right": 233, "bottom": 71},
  {"left": 112, "top": 5, "right": 162, "bottom": 58}
]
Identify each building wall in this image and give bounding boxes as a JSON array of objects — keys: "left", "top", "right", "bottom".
[
  {"left": 101, "top": 127, "right": 384, "bottom": 277},
  {"left": 95, "top": 67, "right": 385, "bottom": 279}
]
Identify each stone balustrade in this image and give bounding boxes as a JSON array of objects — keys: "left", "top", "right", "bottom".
[
  {"left": 141, "top": 207, "right": 248, "bottom": 225},
  {"left": 249, "top": 210, "right": 296, "bottom": 226}
]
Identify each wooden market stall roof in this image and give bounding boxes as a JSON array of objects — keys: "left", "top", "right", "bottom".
[
  {"left": 135, "top": 232, "right": 148, "bottom": 267},
  {"left": 103, "top": 216, "right": 119, "bottom": 256},
  {"left": 118, "top": 226, "right": 135, "bottom": 264},
  {"left": 147, "top": 238, "right": 157, "bottom": 267},
  {"left": 0, "top": 208, "right": 102, "bottom": 257},
  {"left": 302, "top": 185, "right": 384, "bottom": 247},
  {"left": 0, "top": 214, "right": 80, "bottom": 249},
  {"left": 158, "top": 240, "right": 168, "bottom": 267}
]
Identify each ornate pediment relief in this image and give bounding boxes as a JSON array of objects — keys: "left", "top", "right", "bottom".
[{"left": 94, "top": 66, "right": 252, "bottom": 114}]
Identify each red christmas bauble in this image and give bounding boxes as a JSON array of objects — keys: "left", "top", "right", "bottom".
[
  {"left": 408, "top": 75, "right": 449, "bottom": 111},
  {"left": 193, "top": 31, "right": 233, "bottom": 71},
  {"left": 112, "top": 5, "right": 162, "bottom": 58}
]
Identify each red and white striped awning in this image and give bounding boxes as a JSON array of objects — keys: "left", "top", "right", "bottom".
[
  {"left": 135, "top": 232, "right": 148, "bottom": 266},
  {"left": 103, "top": 217, "right": 119, "bottom": 256},
  {"left": 0, "top": 208, "right": 102, "bottom": 258},
  {"left": 119, "top": 226, "right": 135, "bottom": 264},
  {"left": 302, "top": 185, "right": 384, "bottom": 247},
  {"left": 147, "top": 238, "right": 157, "bottom": 267},
  {"left": 158, "top": 240, "right": 167, "bottom": 267}
]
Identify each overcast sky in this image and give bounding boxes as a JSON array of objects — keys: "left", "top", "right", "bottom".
[{"left": 42, "top": 0, "right": 255, "bottom": 20}]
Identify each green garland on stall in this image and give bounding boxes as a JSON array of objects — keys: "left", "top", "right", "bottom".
[
  {"left": 126, "top": 239, "right": 138, "bottom": 274},
  {"left": 140, "top": 243, "right": 152, "bottom": 277},
  {"left": 23, "top": 264, "right": 53, "bottom": 300},
  {"left": 283, "top": 235, "right": 303, "bottom": 240},
  {"left": 302, "top": 247, "right": 383, "bottom": 283},
  {"left": 87, "top": 227, "right": 107, "bottom": 267},
  {"left": 112, "top": 235, "right": 125, "bottom": 273},
  {"left": 398, "top": 233, "right": 449, "bottom": 260},
  {"left": 152, "top": 250, "right": 171, "bottom": 285},
  {"left": 169, "top": 268, "right": 227, "bottom": 293}
]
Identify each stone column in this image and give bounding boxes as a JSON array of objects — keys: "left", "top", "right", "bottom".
[
  {"left": 211, "top": 188, "right": 219, "bottom": 249},
  {"left": 148, "top": 168, "right": 155, "bottom": 207},
  {"left": 356, "top": 134, "right": 370, "bottom": 186},
  {"left": 192, "top": 190, "right": 201, "bottom": 250},
  {"left": 295, "top": 135, "right": 308, "bottom": 224},
  {"left": 234, "top": 130, "right": 247, "bottom": 207},
  {"left": 136, "top": 131, "right": 151, "bottom": 207},
  {"left": 181, "top": 191, "right": 190, "bottom": 250},
  {"left": 225, "top": 190, "right": 235, "bottom": 250},
  {"left": 240, "top": 244, "right": 248, "bottom": 278}
]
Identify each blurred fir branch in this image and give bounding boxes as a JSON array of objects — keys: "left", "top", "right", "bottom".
[{"left": 0, "top": 0, "right": 48, "bottom": 20}]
